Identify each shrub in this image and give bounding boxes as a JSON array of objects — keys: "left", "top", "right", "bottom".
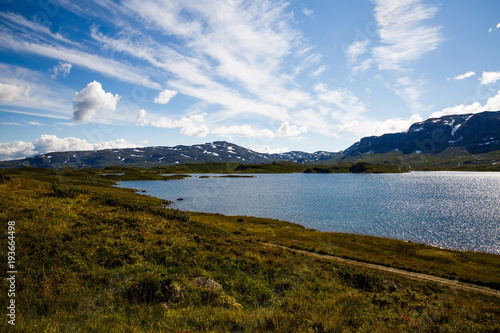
[
  {"left": 337, "top": 266, "right": 384, "bottom": 292},
  {"left": 51, "top": 182, "right": 87, "bottom": 198}
]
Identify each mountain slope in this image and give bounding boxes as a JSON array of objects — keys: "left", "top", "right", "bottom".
[{"left": 343, "top": 111, "right": 500, "bottom": 156}]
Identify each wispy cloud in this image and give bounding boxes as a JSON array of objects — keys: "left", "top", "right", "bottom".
[
  {"left": 346, "top": 40, "right": 370, "bottom": 64},
  {"left": 91, "top": 0, "right": 314, "bottom": 122},
  {"left": 0, "top": 63, "right": 74, "bottom": 118},
  {"left": 0, "top": 20, "right": 162, "bottom": 89},
  {"left": 454, "top": 71, "right": 476, "bottom": 80},
  {"left": 302, "top": 7, "right": 314, "bottom": 17},
  {"left": 371, "top": 0, "right": 442, "bottom": 70},
  {"left": 50, "top": 62, "right": 72, "bottom": 79}
]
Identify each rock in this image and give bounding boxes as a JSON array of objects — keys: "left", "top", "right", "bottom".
[
  {"left": 192, "top": 277, "right": 223, "bottom": 291},
  {"left": 237, "top": 218, "right": 244, "bottom": 223},
  {"left": 177, "top": 198, "right": 184, "bottom": 201}
]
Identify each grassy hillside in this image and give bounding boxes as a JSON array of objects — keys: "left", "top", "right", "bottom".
[
  {"left": 330, "top": 148, "right": 500, "bottom": 172},
  {"left": 0, "top": 168, "right": 499, "bottom": 332}
]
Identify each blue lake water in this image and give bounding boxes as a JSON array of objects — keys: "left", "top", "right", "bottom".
[{"left": 118, "top": 172, "right": 500, "bottom": 254}]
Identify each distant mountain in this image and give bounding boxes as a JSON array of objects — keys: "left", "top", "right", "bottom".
[
  {"left": 0, "top": 141, "right": 338, "bottom": 169},
  {"left": 0, "top": 111, "right": 498, "bottom": 169},
  {"left": 343, "top": 111, "right": 500, "bottom": 156}
]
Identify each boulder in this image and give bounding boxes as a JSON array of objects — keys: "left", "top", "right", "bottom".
[{"left": 192, "top": 277, "right": 223, "bottom": 291}]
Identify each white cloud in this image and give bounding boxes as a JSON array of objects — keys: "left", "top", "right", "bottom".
[
  {"left": 247, "top": 144, "right": 289, "bottom": 154},
  {"left": 454, "top": 71, "right": 476, "bottom": 80},
  {"left": 154, "top": 89, "right": 178, "bottom": 104},
  {"left": 497, "top": 22, "right": 500, "bottom": 29},
  {"left": 0, "top": 82, "right": 31, "bottom": 102},
  {"left": 346, "top": 40, "right": 370, "bottom": 64},
  {"left": 27, "top": 121, "right": 43, "bottom": 126},
  {"left": 50, "top": 62, "right": 72, "bottom": 79},
  {"left": 212, "top": 124, "right": 275, "bottom": 139},
  {"left": 277, "top": 122, "right": 305, "bottom": 137},
  {"left": 72, "top": 81, "right": 121, "bottom": 122},
  {"left": 150, "top": 113, "right": 209, "bottom": 137},
  {"left": 0, "top": 30, "right": 161, "bottom": 89},
  {"left": 372, "top": 0, "right": 442, "bottom": 70},
  {"left": 0, "top": 141, "right": 36, "bottom": 161},
  {"left": 91, "top": 0, "right": 312, "bottom": 122},
  {"left": 311, "top": 66, "right": 327, "bottom": 77},
  {"left": 479, "top": 71, "right": 500, "bottom": 85},
  {"left": 0, "top": 64, "right": 74, "bottom": 118},
  {"left": 315, "top": 85, "right": 367, "bottom": 115},
  {"left": 340, "top": 114, "right": 423, "bottom": 138},
  {"left": 430, "top": 89, "right": 500, "bottom": 118},
  {"left": 0, "top": 135, "right": 138, "bottom": 161},
  {"left": 136, "top": 109, "right": 147, "bottom": 124},
  {"left": 302, "top": 7, "right": 314, "bottom": 17},
  {"left": 0, "top": 12, "right": 74, "bottom": 45}
]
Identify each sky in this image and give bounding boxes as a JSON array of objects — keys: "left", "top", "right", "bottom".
[{"left": 0, "top": 0, "right": 500, "bottom": 161}]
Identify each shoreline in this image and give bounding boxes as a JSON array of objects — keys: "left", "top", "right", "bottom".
[{"left": 117, "top": 171, "right": 500, "bottom": 256}]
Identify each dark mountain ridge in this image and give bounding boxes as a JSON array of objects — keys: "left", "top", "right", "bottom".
[
  {"left": 1, "top": 111, "right": 499, "bottom": 169},
  {"left": 343, "top": 111, "right": 500, "bottom": 156}
]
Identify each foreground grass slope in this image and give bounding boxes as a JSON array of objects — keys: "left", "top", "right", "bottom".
[{"left": 0, "top": 169, "right": 499, "bottom": 332}]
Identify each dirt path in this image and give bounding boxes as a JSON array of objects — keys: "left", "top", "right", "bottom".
[{"left": 264, "top": 243, "right": 500, "bottom": 298}]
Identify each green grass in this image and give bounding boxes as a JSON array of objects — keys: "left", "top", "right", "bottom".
[
  {"left": 189, "top": 212, "right": 500, "bottom": 290},
  {"left": 0, "top": 168, "right": 499, "bottom": 332}
]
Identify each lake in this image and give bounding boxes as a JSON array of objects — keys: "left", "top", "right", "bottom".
[{"left": 118, "top": 172, "right": 500, "bottom": 254}]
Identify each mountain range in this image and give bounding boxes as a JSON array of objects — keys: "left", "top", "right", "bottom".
[{"left": 1, "top": 111, "right": 499, "bottom": 169}]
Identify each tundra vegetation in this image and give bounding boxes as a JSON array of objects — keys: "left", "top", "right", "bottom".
[{"left": 0, "top": 167, "right": 499, "bottom": 332}]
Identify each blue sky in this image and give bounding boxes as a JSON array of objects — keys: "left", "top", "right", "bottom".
[{"left": 1, "top": 0, "right": 499, "bottom": 160}]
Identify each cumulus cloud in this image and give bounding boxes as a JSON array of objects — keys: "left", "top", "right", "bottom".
[
  {"left": 154, "top": 89, "right": 178, "bottom": 104},
  {"left": 72, "top": 81, "right": 121, "bottom": 122},
  {"left": 0, "top": 141, "right": 36, "bottom": 161},
  {"left": 430, "top": 89, "right": 500, "bottom": 118},
  {"left": 277, "top": 122, "right": 305, "bottom": 137},
  {"left": 50, "top": 62, "right": 72, "bottom": 79},
  {"left": 479, "top": 71, "right": 500, "bottom": 85},
  {"left": 0, "top": 135, "right": 137, "bottom": 161},
  {"left": 454, "top": 71, "right": 475, "bottom": 80},
  {"left": 0, "top": 82, "right": 31, "bottom": 102},
  {"left": 372, "top": 0, "right": 442, "bottom": 70},
  {"left": 150, "top": 113, "right": 209, "bottom": 137}
]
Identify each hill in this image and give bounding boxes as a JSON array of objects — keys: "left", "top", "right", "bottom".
[{"left": 0, "top": 168, "right": 499, "bottom": 331}]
